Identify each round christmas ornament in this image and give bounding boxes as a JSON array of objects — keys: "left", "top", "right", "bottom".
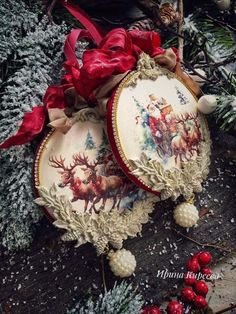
[
  {"left": 34, "top": 108, "right": 157, "bottom": 261},
  {"left": 107, "top": 53, "right": 211, "bottom": 205},
  {"left": 201, "top": 268, "right": 212, "bottom": 277}
]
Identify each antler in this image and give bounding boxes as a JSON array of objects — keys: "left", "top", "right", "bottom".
[
  {"left": 175, "top": 113, "right": 187, "bottom": 123},
  {"left": 188, "top": 112, "right": 198, "bottom": 120},
  {"left": 49, "top": 153, "right": 102, "bottom": 171},
  {"left": 175, "top": 112, "right": 197, "bottom": 123},
  {"left": 49, "top": 155, "right": 68, "bottom": 170},
  {"left": 72, "top": 153, "right": 99, "bottom": 170}
]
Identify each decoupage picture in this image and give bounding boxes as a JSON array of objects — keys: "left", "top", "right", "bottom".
[
  {"left": 116, "top": 75, "right": 205, "bottom": 169},
  {"left": 133, "top": 94, "right": 202, "bottom": 164},
  {"left": 37, "top": 120, "right": 146, "bottom": 215}
]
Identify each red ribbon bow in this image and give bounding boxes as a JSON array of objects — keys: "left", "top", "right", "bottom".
[{"left": 0, "top": 1, "right": 178, "bottom": 149}]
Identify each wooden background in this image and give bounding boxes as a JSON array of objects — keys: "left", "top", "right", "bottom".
[{"left": 0, "top": 1, "right": 236, "bottom": 313}]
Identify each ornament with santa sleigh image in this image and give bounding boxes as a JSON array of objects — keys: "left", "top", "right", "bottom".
[
  {"left": 137, "top": 94, "right": 202, "bottom": 164},
  {"left": 107, "top": 53, "right": 211, "bottom": 218}
]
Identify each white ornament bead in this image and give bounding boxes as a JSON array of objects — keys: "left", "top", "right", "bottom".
[
  {"left": 189, "top": 69, "right": 207, "bottom": 87},
  {"left": 174, "top": 202, "right": 199, "bottom": 228},
  {"left": 197, "top": 95, "right": 217, "bottom": 114},
  {"left": 108, "top": 249, "right": 136, "bottom": 278},
  {"left": 214, "top": 0, "right": 231, "bottom": 10}
]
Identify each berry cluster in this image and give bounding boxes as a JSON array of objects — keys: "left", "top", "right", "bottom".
[
  {"left": 181, "top": 251, "right": 212, "bottom": 310},
  {"left": 141, "top": 251, "right": 212, "bottom": 314}
]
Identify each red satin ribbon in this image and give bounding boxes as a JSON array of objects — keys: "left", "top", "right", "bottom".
[
  {"left": 66, "top": 28, "right": 172, "bottom": 99},
  {"left": 64, "top": 29, "right": 94, "bottom": 63},
  {"left": 61, "top": 0, "right": 103, "bottom": 46},
  {"left": 0, "top": 107, "right": 45, "bottom": 148},
  {"left": 0, "top": 2, "right": 178, "bottom": 148}
]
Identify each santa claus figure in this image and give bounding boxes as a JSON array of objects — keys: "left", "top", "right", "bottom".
[{"left": 146, "top": 94, "right": 174, "bottom": 158}]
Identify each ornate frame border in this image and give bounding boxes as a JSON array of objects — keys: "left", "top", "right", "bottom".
[
  {"left": 107, "top": 53, "right": 211, "bottom": 201},
  {"left": 34, "top": 108, "right": 158, "bottom": 255}
]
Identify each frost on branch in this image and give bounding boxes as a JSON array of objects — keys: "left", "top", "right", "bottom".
[
  {"left": 0, "top": 144, "right": 42, "bottom": 250},
  {"left": 0, "top": 16, "right": 68, "bottom": 143},
  {"left": 0, "top": 0, "right": 68, "bottom": 249},
  {"left": 66, "top": 281, "right": 144, "bottom": 314}
]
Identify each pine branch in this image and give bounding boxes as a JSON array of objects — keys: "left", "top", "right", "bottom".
[
  {"left": 194, "top": 56, "right": 236, "bottom": 69},
  {"left": 0, "top": 144, "right": 42, "bottom": 249},
  {"left": 183, "top": 13, "right": 236, "bottom": 95},
  {"left": 0, "top": 1, "right": 38, "bottom": 65},
  {"left": 67, "top": 281, "right": 144, "bottom": 314},
  {"left": 205, "top": 13, "right": 236, "bottom": 33},
  {"left": 0, "top": 17, "right": 67, "bottom": 143},
  {"left": 215, "top": 95, "right": 236, "bottom": 131},
  {"left": 0, "top": 0, "right": 69, "bottom": 250}
]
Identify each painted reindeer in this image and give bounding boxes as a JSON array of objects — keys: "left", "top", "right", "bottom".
[
  {"left": 171, "top": 113, "right": 202, "bottom": 163},
  {"left": 48, "top": 155, "right": 95, "bottom": 213},
  {"left": 171, "top": 121, "right": 189, "bottom": 163},
  {"left": 185, "top": 113, "right": 202, "bottom": 155},
  {"left": 74, "top": 153, "right": 124, "bottom": 210}
]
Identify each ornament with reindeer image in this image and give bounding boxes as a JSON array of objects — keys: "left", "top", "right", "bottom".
[
  {"left": 34, "top": 108, "right": 157, "bottom": 266},
  {"left": 35, "top": 109, "right": 144, "bottom": 215}
]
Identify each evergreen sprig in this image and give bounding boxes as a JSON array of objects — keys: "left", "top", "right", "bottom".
[
  {"left": 215, "top": 95, "right": 236, "bottom": 131},
  {"left": 0, "top": 1, "right": 38, "bottom": 65},
  {"left": 0, "top": 0, "right": 68, "bottom": 250},
  {"left": 0, "top": 16, "right": 67, "bottom": 143},
  {"left": 183, "top": 12, "right": 236, "bottom": 131},
  {"left": 0, "top": 144, "right": 42, "bottom": 249},
  {"left": 67, "top": 282, "right": 144, "bottom": 314},
  {"left": 183, "top": 13, "right": 236, "bottom": 92}
]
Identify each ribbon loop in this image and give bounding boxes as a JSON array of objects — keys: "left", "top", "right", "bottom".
[
  {"left": 64, "top": 29, "right": 93, "bottom": 63},
  {"left": 61, "top": 0, "right": 103, "bottom": 45}
]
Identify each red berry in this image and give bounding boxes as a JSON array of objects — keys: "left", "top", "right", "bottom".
[
  {"left": 184, "top": 272, "right": 196, "bottom": 286},
  {"left": 181, "top": 287, "right": 196, "bottom": 302},
  {"left": 141, "top": 305, "right": 161, "bottom": 314},
  {"left": 194, "top": 295, "right": 207, "bottom": 309},
  {"left": 167, "top": 300, "right": 183, "bottom": 314},
  {"left": 194, "top": 280, "right": 208, "bottom": 296},
  {"left": 193, "top": 252, "right": 202, "bottom": 259},
  {"left": 201, "top": 267, "right": 212, "bottom": 277},
  {"left": 197, "top": 252, "right": 212, "bottom": 266},
  {"left": 186, "top": 258, "right": 201, "bottom": 273}
]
